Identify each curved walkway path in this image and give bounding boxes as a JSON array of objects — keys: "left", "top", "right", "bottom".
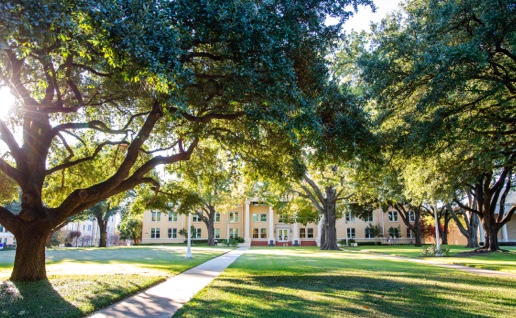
[{"left": 89, "top": 246, "right": 249, "bottom": 318}]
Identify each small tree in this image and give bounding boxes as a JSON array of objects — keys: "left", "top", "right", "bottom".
[
  {"left": 178, "top": 226, "right": 196, "bottom": 239},
  {"left": 366, "top": 223, "right": 383, "bottom": 244},
  {"left": 388, "top": 226, "right": 401, "bottom": 239},
  {"left": 118, "top": 217, "right": 142, "bottom": 244}
]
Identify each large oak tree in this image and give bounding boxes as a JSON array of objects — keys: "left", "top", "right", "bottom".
[
  {"left": 0, "top": 0, "right": 374, "bottom": 281},
  {"left": 357, "top": 0, "right": 516, "bottom": 251}
]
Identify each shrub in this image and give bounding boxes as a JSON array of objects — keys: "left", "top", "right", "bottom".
[
  {"left": 223, "top": 239, "right": 239, "bottom": 247},
  {"left": 421, "top": 245, "right": 450, "bottom": 257}
]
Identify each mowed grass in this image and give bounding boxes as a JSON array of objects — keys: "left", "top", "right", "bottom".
[
  {"left": 345, "top": 245, "right": 516, "bottom": 274},
  {"left": 0, "top": 245, "right": 230, "bottom": 318},
  {"left": 174, "top": 247, "right": 516, "bottom": 318}
]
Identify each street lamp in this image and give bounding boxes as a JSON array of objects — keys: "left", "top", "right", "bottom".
[{"left": 434, "top": 204, "right": 442, "bottom": 256}]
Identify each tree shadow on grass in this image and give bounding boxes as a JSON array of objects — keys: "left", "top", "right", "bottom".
[
  {"left": 0, "top": 279, "right": 81, "bottom": 318},
  {"left": 177, "top": 272, "right": 515, "bottom": 318}
]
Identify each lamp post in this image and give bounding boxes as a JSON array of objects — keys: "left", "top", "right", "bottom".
[
  {"left": 434, "top": 204, "right": 442, "bottom": 256},
  {"left": 186, "top": 212, "right": 192, "bottom": 258}
]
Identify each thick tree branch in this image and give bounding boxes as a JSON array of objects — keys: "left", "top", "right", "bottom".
[
  {"left": 170, "top": 107, "right": 246, "bottom": 123},
  {"left": 53, "top": 111, "right": 149, "bottom": 135},
  {"left": 56, "top": 133, "right": 74, "bottom": 162},
  {"left": 299, "top": 184, "right": 325, "bottom": 213},
  {"left": 46, "top": 140, "right": 130, "bottom": 175},
  {"left": 0, "top": 119, "right": 23, "bottom": 166},
  {"left": 0, "top": 158, "right": 23, "bottom": 185},
  {"left": 302, "top": 175, "right": 326, "bottom": 204},
  {"left": 0, "top": 205, "right": 18, "bottom": 232}
]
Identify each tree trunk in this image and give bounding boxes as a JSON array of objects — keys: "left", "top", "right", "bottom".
[
  {"left": 479, "top": 215, "right": 501, "bottom": 251},
  {"left": 203, "top": 206, "right": 216, "bottom": 246},
  {"left": 320, "top": 188, "right": 339, "bottom": 250},
  {"left": 414, "top": 209, "right": 422, "bottom": 247},
  {"left": 45, "top": 231, "right": 53, "bottom": 247},
  {"left": 207, "top": 209, "right": 215, "bottom": 246},
  {"left": 98, "top": 219, "right": 108, "bottom": 247},
  {"left": 414, "top": 225, "right": 422, "bottom": 246},
  {"left": 466, "top": 213, "right": 480, "bottom": 248},
  {"left": 10, "top": 226, "right": 49, "bottom": 281},
  {"left": 441, "top": 216, "right": 450, "bottom": 245},
  {"left": 320, "top": 215, "right": 326, "bottom": 248}
]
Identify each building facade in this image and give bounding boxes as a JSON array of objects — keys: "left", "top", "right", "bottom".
[
  {"left": 141, "top": 200, "right": 419, "bottom": 246},
  {"left": 62, "top": 214, "right": 120, "bottom": 247},
  {"left": 0, "top": 224, "right": 15, "bottom": 247}
]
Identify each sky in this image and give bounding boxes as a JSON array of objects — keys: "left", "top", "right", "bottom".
[{"left": 341, "top": 0, "right": 403, "bottom": 33}]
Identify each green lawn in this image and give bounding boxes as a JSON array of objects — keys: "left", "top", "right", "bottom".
[
  {"left": 0, "top": 245, "right": 229, "bottom": 318},
  {"left": 344, "top": 245, "right": 516, "bottom": 274},
  {"left": 174, "top": 247, "right": 516, "bottom": 318}
]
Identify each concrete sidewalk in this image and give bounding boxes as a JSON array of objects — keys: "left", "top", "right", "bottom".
[{"left": 89, "top": 246, "right": 249, "bottom": 318}]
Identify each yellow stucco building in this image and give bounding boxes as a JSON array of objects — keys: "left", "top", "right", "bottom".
[{"left": 141, "top": 200, "right": 420, "bottom": 246}]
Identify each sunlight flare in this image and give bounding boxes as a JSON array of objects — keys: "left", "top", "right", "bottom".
[{"left": 0, "top": 86, "right": 15, "bottom": 120}]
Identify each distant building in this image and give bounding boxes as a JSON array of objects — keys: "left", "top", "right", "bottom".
[
  {"left": 141, "top": 200, "right": 418, "bottom": 246},
  {"left": 62, "top": 213, "right": 120, "bottom": 246},
  {"left": 0, "top": 224, "right": 15, "bottom": 246}
]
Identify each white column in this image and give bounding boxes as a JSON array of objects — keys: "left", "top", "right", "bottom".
[
  {"left": 293, "top": 222, "right": 299, "bottom": 246},
  {"left": 268, "top": 206, "right": 274, "bottom": 245},
  {"left": 502, "top": 224, "right": 509, "bottom": 242},
  {"left": 244, "top": 201, "right": 251, "bottom": 243},
  {"left": 316, "top": 215, "right": 324, "bottom": 247},
  {"left": 186, "top": 213, "right": 192, "bottom": 258},
  {"left": 479, "top": 223, "right": 485, "bottom": 243}
]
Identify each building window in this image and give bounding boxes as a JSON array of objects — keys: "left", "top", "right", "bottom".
[
  {"left": 260, "top": 228, "right": 267, "bottom": 238},
  {"left": 362, "top": 213, "right": 373, "bottom": 222},
  {"left": 230, "top": 228, "right": 239, "bottom": 238},
  {"left": 88, "top": 225, "right": 92, "bottom": 231},
  {"left": 230, "top": 212, "right": 239, "bottom": 222},
  {"left": 252, "top": 214, "right": 259, "bottom": 222},
  {"left": 151, "top": 228, "right": 160, "bottom": 238},
  {"left": 407, "top": 229, "right": 415, "bottom": 239},
  {"left": 300, "top": 228, "right": 306, "bottom": 238},
  {"left": 168, "top": 212, "right": 178, "bottom": 222},
  {"left": 260, "top": 214, "right": 267, "bottom": 222},
  {"left": 347, "top": 228, "right": 356, "bottom": 239},
  {"left": 151, "top": 211, "right": 161, "bottom": 222},
  {"left": 408, "top": 212, "right": 415, "bottom": 222},
  {"left": 307, "top": 228, "right": 314, "bottom": 238},
  {"left": 215, "top": 228, "right": 220, "bottom": 239},
  {"left": 388, "top": 211, "right": 398, "bottom": 222},
  {"left": 193, "top": 214, "right": 201, "bottom": 222},
  {"left": 82, "top": 225, "right": 85, "bottom": 231},
  {"left": 168, "top": 228, "right": 177, "bottom": 238},
  {"left": 345, "top": 212, "right": 355, "bottom": 222},
  {"left": 365, "top": 228, "right": 372, "bottom": 238},
  {"left": 194, "top": 228, "right": 202, "bottom": 239},
  {"left": 278, "top": 215, "right": 286, "bottom": 223},
  {"left": 252, "top": 228, "right": 259, "bottom": 238},
  {"left": 215, "top": 212, "right": 221, "bottom": 222},
  {"left": 0, "top": 225, "right": 3, "bottom": 232}
]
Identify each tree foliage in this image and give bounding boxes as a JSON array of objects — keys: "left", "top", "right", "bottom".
[{"left": 356, "top": 0, "right": 516, "bottom": 251}]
